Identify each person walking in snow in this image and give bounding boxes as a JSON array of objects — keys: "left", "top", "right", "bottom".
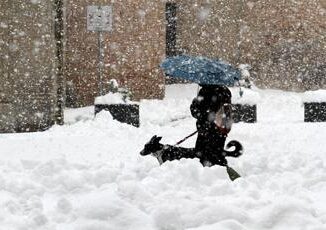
[
  {"left": 140, "top": 84, "right": 242, "bottom": 180},
  {"left": 190, "top": 84, "right": 236, "bottom": 167}
]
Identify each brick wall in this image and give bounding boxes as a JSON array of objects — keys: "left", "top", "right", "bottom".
[
  {"left": 64, "top": 0, "right": 166, "bottom": 107},
  {"left": 176, "top": 0, "right": 325, "bottom": 91},
  {"left": 239, "top": 0, "right": 325, "bottom": 91}
]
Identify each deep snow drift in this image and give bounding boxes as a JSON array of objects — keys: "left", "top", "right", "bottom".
[{"left": 0, "top": 84, "right": 326, "bottom": 230}]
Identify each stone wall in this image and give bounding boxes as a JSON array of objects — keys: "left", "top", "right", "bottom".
[{"left": 0, "top": 0, "right": 58, "bottom": 132}]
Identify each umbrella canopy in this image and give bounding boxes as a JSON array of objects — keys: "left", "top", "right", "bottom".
[{"left": 160, "top": 55, "right": 241, "bottom": 86}]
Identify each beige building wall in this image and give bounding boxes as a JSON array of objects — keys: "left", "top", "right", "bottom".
[
  {"left": 239, "top": 0, "right": 325, "bottom": 91},
  {"left": 0, "top": 0, "right": 58, "bottom": 132},
  {"left": 176, "top": 0, "right": 325, "bottom": 91},
  {"left": 176, "top": 0, "right": 242, "bottom": 64},
  {"left": 65, "top": 0, "right": 166, "bottom": 107}
]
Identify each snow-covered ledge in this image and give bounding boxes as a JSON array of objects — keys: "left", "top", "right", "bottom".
[
  {"left": 95, "top": 92, "right": 138, "bottom": 105},
  {"left": 302, "top": 90, "right": 326, "bottom": 122},
  {"left": 230, "top": 87, "right": 260, "bottom": 106},
  {"left": 302, "top": 90, "right": 326, "bottom": 103},
  {"left": 230, "top": 87, "right": 260, "bottom": 123},
  {"left": 94, "top": 92, "right": 140, "bottom": 127}
]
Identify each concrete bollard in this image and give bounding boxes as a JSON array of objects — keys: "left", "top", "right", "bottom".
[
  {"left": 230, "top": 88, "right": 259, "bottom": 123},
  {"left": 303, "top": 90, "right": 326, "bottom": 122}
]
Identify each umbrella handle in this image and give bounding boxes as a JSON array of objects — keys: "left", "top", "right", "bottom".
[{"left": 239, "top": 86, "right": 244, "bottom": 97}]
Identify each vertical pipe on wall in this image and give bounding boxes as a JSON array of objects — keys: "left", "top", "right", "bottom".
[
  {"left": 165, "top": 2, "right": 178, "bottom": 57},
  {"left": 54, "top": 0, "right": 65, "bottom": 125}
]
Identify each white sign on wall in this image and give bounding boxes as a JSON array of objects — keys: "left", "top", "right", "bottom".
[{"left": 87, "top": 5, "right": 113, "bottom": 32}]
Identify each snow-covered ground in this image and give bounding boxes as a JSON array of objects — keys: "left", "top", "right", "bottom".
[{"left": 0, "top": 84, "right": 326, "bottom": 230}]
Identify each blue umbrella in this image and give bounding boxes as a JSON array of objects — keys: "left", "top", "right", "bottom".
[{"left": 160, "top": 55, "right": 241, "bottom": 86}]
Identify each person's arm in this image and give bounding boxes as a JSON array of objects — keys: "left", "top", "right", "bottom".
[{"left": 190, "top": 96, "right": 207, "bottom": 120}]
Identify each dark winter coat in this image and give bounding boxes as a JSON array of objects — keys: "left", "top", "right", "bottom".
[{"left": 190, "top": 85, "right": 232, "bottom": 166}]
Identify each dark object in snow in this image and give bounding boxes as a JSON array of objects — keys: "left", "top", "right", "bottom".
[
  {"left": 232, "top": 104, "right": 257, "bottom": 123},
  {"left": 95, "top": 104, "right": 139, "bottom": 127},
  {"left": 140, "top": 135, "right": 197, "bottom": 164},
  {"left": 190, "top": 85, "right": 234, "bottom": 166},
  {"left": 140, "top": 135, "right": 243, "bottom": 181},
  {"left": 304, "top": 102, "right": 326, "bottom": 122},
  {"left": 94, "top": 80, "right": 139, "bottom": 127},
  {"left": 160, "top": 55, "right": 241, "bottom": 86},
  {"left": 226, "top": 166, "right": 241, "bottom": 181}
]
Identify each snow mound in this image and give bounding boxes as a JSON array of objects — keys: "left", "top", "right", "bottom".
[
  {"left": 0, "top": 84, "right": 326, "bottom": 230},
  {"left": 302, "top": 90, "right": 326, "bottom": 103},
  {"left": 230, "top": 87, "right": 261, "bottom": 105}
]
